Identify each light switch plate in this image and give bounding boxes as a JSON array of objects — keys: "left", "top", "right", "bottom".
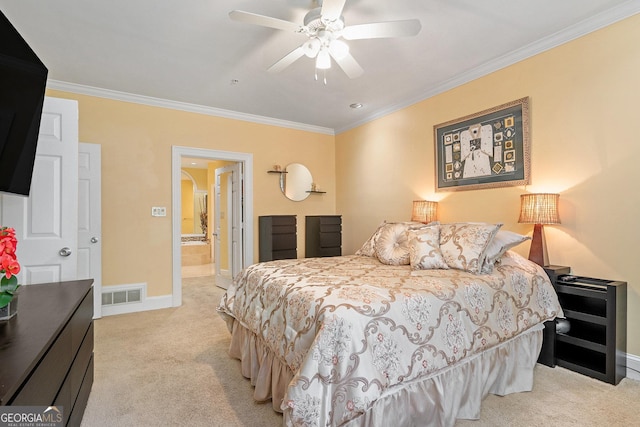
[{"left": 151, "top": 207, "right": 166, "bottom": 217}]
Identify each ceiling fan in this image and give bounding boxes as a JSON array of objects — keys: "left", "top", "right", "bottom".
[{"left": 229, "top": 0, "right": 421, "bottom": 81}]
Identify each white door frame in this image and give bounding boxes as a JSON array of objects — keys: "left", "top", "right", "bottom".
[
  {"left": 214, "top": 163, "right": 242, "bottom": 289},
  {"left": 171, "top": 146, "right": 253, "bottom": 307},
  {"left": 78, "top": 142, "right": 102, "bottom": 318}
]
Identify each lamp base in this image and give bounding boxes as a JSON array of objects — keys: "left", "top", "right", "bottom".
[{"left": 528, "top": 223, "right": 548, "bottom": 267}]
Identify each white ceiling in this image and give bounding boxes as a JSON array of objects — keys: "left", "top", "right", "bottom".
[{"left": 1, "top": 0, "right": 638, "bottom": 134}]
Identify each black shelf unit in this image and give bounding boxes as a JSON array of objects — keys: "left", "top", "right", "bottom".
[
  {"left": 305, "top": 215, "right": 341, "bottom": 258},
  {"left": 259, "top": 215, "right": 297, "bottom": 262},
  {"left": 554, "top": 275, "right": 627, "bottom": 385}
]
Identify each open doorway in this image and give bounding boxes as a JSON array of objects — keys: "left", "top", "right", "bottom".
[
  {"left": 180, "top": 167, "right": 215, "bottom": 279},
  {"left": 171, "top": 146, "right": 254, "bottom": 307}
]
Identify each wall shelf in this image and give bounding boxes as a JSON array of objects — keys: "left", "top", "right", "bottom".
[{"left": 306, "top": 190, "right": 326, "bottom": 194}]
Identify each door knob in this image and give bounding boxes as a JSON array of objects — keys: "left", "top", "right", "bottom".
[
  {"left": 59, "top": 247, "right": 72, "bottom": 257},
  {"left": 91, "top": 237, "right": 99, "bottom": 243}
]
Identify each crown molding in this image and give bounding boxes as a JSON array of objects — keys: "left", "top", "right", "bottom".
[
  {"left": 335, "top": 2, "right": 640, "bottom": 134},
  {"left": 45, "top": 80, "right": 335, "bottom": 136}
]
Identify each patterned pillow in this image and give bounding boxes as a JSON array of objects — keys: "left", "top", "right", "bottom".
[
  {"left": 481, "top": 230, "right": 530, "bottom": 273},
  {"left": 374, "top": 222, "right": 417, "bottom": 265},
  {"left": 407, "top": 226, "right": 449, "bottom": 270},
  {"left": 355, "top": 221, "right": 386, "bottom": 257},
  {"left": 439, "top": 222, "right": 502, "bottom": 274},
  {"left": 356, "top": 221, "right": 426, "bottom": 257}
]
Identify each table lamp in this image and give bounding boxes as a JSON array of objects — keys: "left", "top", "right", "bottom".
[
  {"left": 518, "top": 193, "right": 560, "bottom": 266},
  {"left": 411, "top": 200, "right": 438, "bottom": 223}
]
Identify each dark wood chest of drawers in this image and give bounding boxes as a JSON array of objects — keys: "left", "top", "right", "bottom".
[
  {"left": 259, "top": 215, "right": 297, "bottom": 262},
  {"left": 305, "top": 215, "right": 342, "bottom": 258},
  {"left": 0, "top": 280, "right": 94, "bottom": 426}
]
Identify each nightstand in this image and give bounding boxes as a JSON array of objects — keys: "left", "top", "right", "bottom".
[
  {"left": 554, "top": 275, "right": 627, "bottom": 385},
  {"left": 538, "top": 266, "right": 571, "bottom": 367}
]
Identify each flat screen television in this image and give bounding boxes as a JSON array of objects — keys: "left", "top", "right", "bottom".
[{"left": 0, "top": 11, "right": 48, "bottom": 196}]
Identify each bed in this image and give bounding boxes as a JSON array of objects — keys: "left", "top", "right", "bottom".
[{"left": 217, "top": 221, "right": 563, "bottom": 426}]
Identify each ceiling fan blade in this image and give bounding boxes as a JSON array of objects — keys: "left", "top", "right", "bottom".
[
  {"left": 320, "top": 0, "right": 347, "bottom": 22},
  {"left": 268, "top": 46, "right": 306, "bottom": 73},
  {"left": 229, "top": 10, "right": 302, "bottom": 32},
  {"left": 342, "top": 19, "right": 422, "bottom": 40},
  {"left": 331, "top": 52, "right": 364, "bottom": 79}
]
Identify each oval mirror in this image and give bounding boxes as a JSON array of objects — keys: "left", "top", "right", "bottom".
[{"left": 282, "top": 163, "right": 312, "bottom": 201}]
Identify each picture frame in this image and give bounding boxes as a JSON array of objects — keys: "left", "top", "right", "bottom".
[{"left": 434, "top": 97, "right": 530, "bottom": 192}]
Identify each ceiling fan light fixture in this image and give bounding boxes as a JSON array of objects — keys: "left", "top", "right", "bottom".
[
  {"left": 329, "top": 39, "right": 349, "bottom": 59},
  {"left": 230, "top": 2, "right": 421, "bottom": 80},
  {"left": 303, "top": 38, "right": 321, "bottom": 58},
  {"left": 316, "top": 49, "right": 331, "bottom": 69}
]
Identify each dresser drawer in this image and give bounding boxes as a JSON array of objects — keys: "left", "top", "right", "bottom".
[
  {"left": 319, "top": 223, "right": 341, "bottom": 233},
  {"left": 11, "top": 324, "right": 72, "bottom": 405},
  {"left": 320, "top": 232, "right": 341, "bottom": 248},
  {"left": 70, "top": 321, "right": 94, "bottom": 406},
  {"left": 270, "top": 216, "right": 296, "bottom": 226},
  {"left": 70, "top": 289, "right": 93, "bottom": 351},
  {"left": 272, "top": 224, "right": 296, "bottom": 235},
  {"left": 273, "top": 249, "right": 298, "bottom": 260},
  {"left": 54, "top": 322, "right": 93, "bottom": 422},
  {"left": 318, "top": 216, "right": 341, "bottom": 225},
  {"left": 316, "top": 247, "right": 341, "bottom": 257},
  {"left": 272, "top": 233, "right": 296, "bottom": 250},
  {"left": 67, "top": 355, "right": 94, "bottom": 427}
]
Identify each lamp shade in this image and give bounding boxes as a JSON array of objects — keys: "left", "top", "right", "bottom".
[
  {"left": 411, "top": 200, "right": 437, "bottom": 223},
  {"left": 518, "top": 193, "right": 560, "bottom": 224}
]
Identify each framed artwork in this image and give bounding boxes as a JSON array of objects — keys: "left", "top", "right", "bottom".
[{"left": 434, "top": 97, "right": 530, "bottom": 192}]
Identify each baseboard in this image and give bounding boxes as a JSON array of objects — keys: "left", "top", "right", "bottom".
[{"left": 627, "top": 353, "right": 640, "bottom": 381}]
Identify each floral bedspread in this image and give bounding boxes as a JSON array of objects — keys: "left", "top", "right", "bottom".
[{"left": 218, "top": 252, "right": 562, "bottom": 427}]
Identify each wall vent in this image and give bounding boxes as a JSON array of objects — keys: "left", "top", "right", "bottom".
[{"left": 102, "top": 286, "right": 143, "bottom": 306}]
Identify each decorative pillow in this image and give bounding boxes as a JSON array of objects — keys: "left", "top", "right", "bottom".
[
  {"left": 407, "top": 226, "right": 449, "bottom": 270},
  {"left": 356, "top": 221, "right": 426, "bottom": 257},
  {"left": 374, "top": 222, "right": 418, "bottom": 265},
  {"left": 481, "top": 230, "right": 531, "bottom": 273},
  {"left": 355, "top": 221, "right": 386, "bottom": 257},
  {"left": 439, "top": 222, "right": 502, "bottom": 274}
]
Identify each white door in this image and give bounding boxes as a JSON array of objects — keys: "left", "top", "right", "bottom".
[
  {"left": 0, "top": 97, "right": 79, "bottom": 284},
  {"left": 214, "top": 163, "right": 242, "bottom": 289},
  {"left": 78, "top": 143, "right": 102, "bottom": 318}
]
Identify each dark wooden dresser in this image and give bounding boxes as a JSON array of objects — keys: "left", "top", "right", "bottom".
[
  {"left": 305, "top": 215, "right": 342, "bottom": 258},
  {"left": 0, "top": 279, "right": 94, "bottom": 426},
  {"left": 259, "top": 215, "right": 297, "bottom": 262}
]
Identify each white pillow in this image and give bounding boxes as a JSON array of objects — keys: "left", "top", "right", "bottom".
[
  {"left": 407, "top": 226, "right": 449, "bottom": 270},
  {"left": 481, "top": 230, "right": 531, "bottom": 273},
  {"left": 440, "top": 222, "right": 502, "bottom": 274}
]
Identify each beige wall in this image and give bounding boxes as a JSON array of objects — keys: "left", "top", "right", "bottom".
[
  {"left": 45, "top": 14, "right": 639, "bottom": 356},
  {"left": 45, "top": 91, "right": 335, "bottom": 297},
  {"left": 336, "top": 15, "right": 640, "bottom": 356}
]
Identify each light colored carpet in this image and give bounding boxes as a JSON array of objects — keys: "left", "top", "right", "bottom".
[{"left": 81, "top": 276, "right": 640, "bottom": 427}]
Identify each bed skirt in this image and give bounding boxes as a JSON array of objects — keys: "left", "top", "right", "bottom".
[{"left": 227, "top": 319, "right": 544, "bottom": 427}]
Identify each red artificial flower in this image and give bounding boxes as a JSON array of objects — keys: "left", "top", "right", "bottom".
[
  {"left": 0, "top": 227, "right": 20, "bottom": 280},
  {"left": 1, "top": 254, "right": 20, "bottom": 279}
]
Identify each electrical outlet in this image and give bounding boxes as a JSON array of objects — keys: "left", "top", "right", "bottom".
[{"left": 151, "top": 207, "right": 166, "bottom": 217}]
